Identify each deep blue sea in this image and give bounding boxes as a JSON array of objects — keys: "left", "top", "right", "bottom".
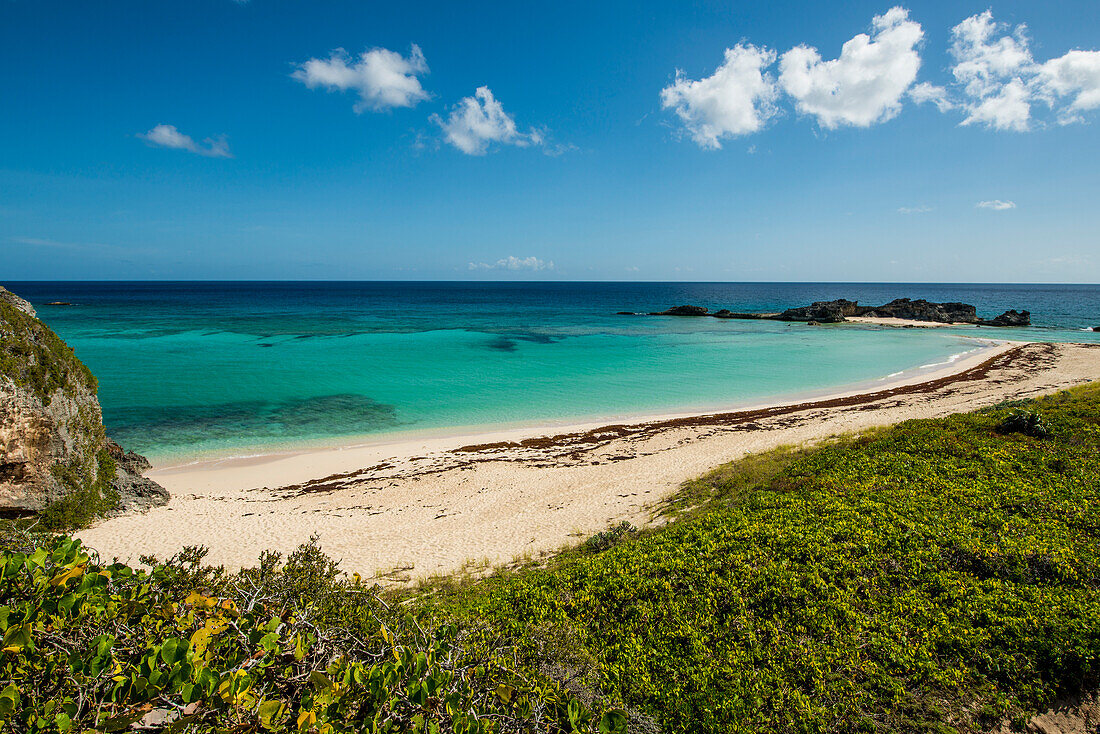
[{"left": 8, "top": 282, "right": 1099, "bottom": 464}]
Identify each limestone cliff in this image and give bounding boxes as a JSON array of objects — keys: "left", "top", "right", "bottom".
[{"left": 0, "top": 288, "right": 167, "bottom": 523}]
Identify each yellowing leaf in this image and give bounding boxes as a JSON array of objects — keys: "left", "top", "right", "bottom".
[{"left": 49, "top": 564, "right": 86, "bottom": 588}]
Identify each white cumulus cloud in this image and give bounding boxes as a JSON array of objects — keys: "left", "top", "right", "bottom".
[
  {"left": 660, "top": 7, "right": 1100, "bottom": 143},
  {"left": 950, "top": 11, "right": 1033, "bottom": 98},
  {"left": 138, "top": 124, "right": 231, "bottom": 158},
  {"left": 659, "top": 43, "right": 779, "bottom": 149},
  {"left": 778, "top": 7, "right": 924, "bottom": 129},
  {"left": 468, "top": 256, "right": 554, "bottom": 271},
  {"left": 944, "top": 12, "right": 1100, "bottom": 130},
  {"left": 949, "top": 11, "right": 1035, "bottom": 130},
  {"left": 976, "top": 199, "right": 1016, "bottom": 210},
  {"left": 898, "top": 205, "right": 932, "bottom": 214},
  {"left": 1036, "top": 50, "right": 1100, "bottom": 124},
  {"left": 961, "top": 78, "right": 1032, "bottom": 131},
  {"left": 292, "top": 45, "right": 429, "bottom": 112},
  {"left": 433, "top": 87, "right": 542, "bottom": 155}
]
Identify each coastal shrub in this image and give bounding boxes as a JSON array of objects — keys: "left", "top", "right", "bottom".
[
  {"left": 424, "top": 383, "right": 1100, "bottom": 733},
  {"left": 38, "top": 449, "right": 119, "bottom": 532},
  {"left": 582, "top": 523, "right": 637, "bottom": 554},
  {"left": 0, "top": 537, "right": 628, "bottom": 734},
  {"left": 995, "top": 409, "right": 1051, "bottom": 438}
]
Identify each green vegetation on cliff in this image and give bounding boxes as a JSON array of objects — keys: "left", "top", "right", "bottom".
[
  {"left": 2, "top": 384, "right": 1098, "bottom": 732},
  {"left": 40, "top": 449, "right": 119, "bottom": 531},
  {"left": 0, "top": 303, "right": 96, "bottom": 406},
  {"left": 0, "top": 301, "right": 119, "bottom": 529}
]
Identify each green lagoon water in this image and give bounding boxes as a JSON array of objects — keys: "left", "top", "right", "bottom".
[{"left": 9, "top": 282, "right": 1099, "bottom": 464}]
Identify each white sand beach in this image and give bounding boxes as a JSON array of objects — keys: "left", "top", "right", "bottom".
[
  {"left": 844, "top": 316, "right": 958, "bottom": 327},
  {"left": 78, "top": 341, "right": 1100, "bottom": 583}
]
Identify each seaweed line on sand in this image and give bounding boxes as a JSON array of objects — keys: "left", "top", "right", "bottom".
[{"left": 270, "top": 343, "right": 1071, "bottom": 498}]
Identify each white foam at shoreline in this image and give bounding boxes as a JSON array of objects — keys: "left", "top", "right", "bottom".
[{"left": 917, "top": 347, "right": 982, "bottom": 370}]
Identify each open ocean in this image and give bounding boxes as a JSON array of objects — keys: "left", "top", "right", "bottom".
[{"left": 8, "top": 282, "right": 1099, "bottom": 463}]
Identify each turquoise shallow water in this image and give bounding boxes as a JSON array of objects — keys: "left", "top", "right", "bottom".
[{"left": 8, "top": 282, "right": 1099, "bottom": 463}]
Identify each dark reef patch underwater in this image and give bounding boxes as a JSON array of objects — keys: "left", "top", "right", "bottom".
[
  {"left": 106, "top": 393, "right": 400, "bottom": 452},
  {"left": 8, "top": 281, "right": 1100, "bottom": 461}
]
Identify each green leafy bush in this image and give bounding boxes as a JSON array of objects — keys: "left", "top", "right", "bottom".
[
  {"left": 0, "top": 537, "right": 628, "bottom": 733},
  {"left": 426, "top": 383, "right": 1100, "bottom": 733},
  {"left": 38, "top": 450, "right": 119, "bottom": 532}
]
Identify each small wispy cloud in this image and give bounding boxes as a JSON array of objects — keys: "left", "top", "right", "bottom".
[
  {"left": 11, "top": 236, "right": 161, "bottom": 258},
  {"left": 898, "top": 205, "right": 933, "bottom": 214},
  {"left": 468, "top": 255, "right": 554, "bottom": 271},
  {"left": 976, "top": 199, "right": 1016, "bottom": 210},
  {"left": 909, "top": 82, "right": 954, "bottom": 112},
  {"left": 138, "top": 124, "right": 232, "bottom": 158}
]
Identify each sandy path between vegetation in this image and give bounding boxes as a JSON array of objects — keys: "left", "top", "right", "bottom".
[{"left": 78, "top": 342, "right": 1100, "bottom": 583}]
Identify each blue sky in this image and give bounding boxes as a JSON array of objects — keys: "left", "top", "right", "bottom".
[{"left": 1, "top": 0, "right": 1098, "bottom": 282}]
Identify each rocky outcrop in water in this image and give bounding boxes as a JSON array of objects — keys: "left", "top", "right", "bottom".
[
  {"left": 776, "top": 300, "right": 860, "bottom": 324},
  {"left": 629, "top": 297, "right": 1030, "bottom": 326},
  {"left": 858, "top": 298, "right": 978, "bottom": 323},
  {"left": 0, "top": 288, "right": 167, "bottom": 521},
  {"left": 649, "top": 305, "right": 709, "bottom": 316},
  {"left": 986, "top": 310, "right": 1031, "bottom": 327}
]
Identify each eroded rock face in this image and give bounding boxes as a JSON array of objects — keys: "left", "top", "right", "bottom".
[
  {"left": 0, "top": 378, "right": 103, "bottom": 514},
  {"left": 107, "top": 439, "right": 169, "bottom": 514},
  {"left": 0, "top": 290, "right": 167, "bottom": 519}
]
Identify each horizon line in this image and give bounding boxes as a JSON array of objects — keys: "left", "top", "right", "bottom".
[{"left": 4, "top": 279, "right": 1099, "bottom": 286}]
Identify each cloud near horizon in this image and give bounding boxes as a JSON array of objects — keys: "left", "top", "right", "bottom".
[
  {"left": 468, "top": 255, "right": 554, "bottom": 271},
  {"left": 138, "top": 124, "right": 232, "bottom": 158},
  {"left": 292, "top": 44, "right": 429, "bottom": 112},
  {"left": 976, "top": 199, "right": 1017, "bottom": 210},
  {"left": 663, "top": 7, "right": 1100, "bottom": 146},
  {"left": 433, "top": 87, "right": 543, "bottom": 155}
]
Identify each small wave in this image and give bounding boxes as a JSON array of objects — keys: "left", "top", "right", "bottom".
[{"left": 917, "top": 347, "right": 982, "bottom": 370}]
